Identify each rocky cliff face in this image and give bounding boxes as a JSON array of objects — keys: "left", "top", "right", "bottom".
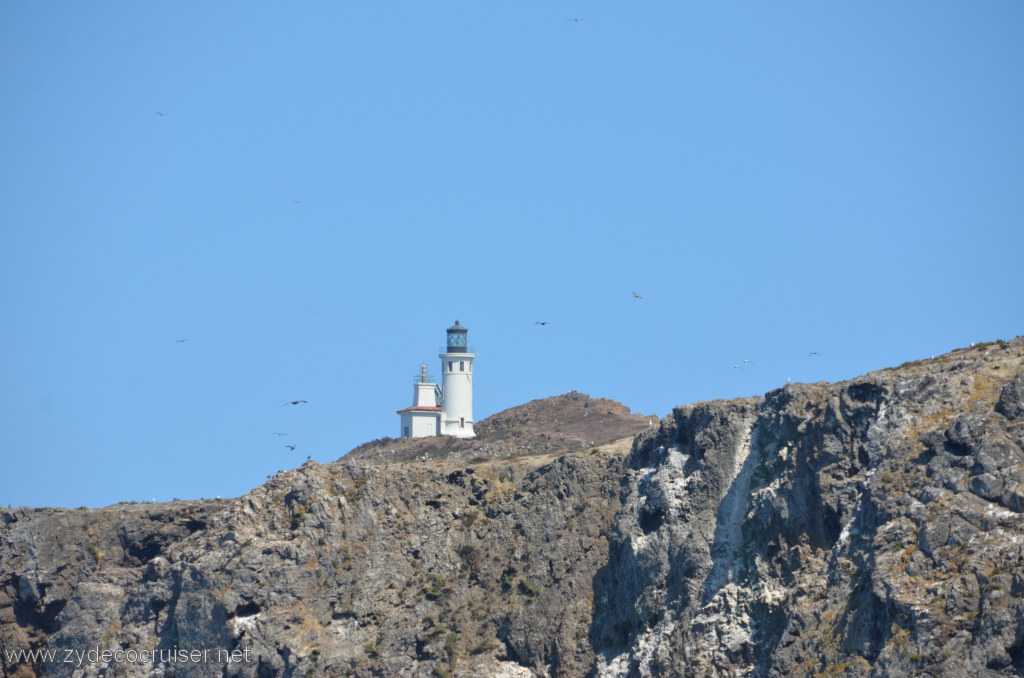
[
  {"left": 595, "top": 340, "right": 1024, "bottom": 677},
  {"left": 2, "top": 340, "right": 1023, "bottom": 678}
]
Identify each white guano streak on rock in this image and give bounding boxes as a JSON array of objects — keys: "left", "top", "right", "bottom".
[
  {"left": 229, "top": 612, "right": 260, "bottom": 636},
  {"left": 596, "top": 652, "right": 631, "bottom": 678},
  {"left": 703, "top": 416, "right": 758, "bottom": 601},
  {"left": 683, "top": 416, "right": 760, "bottom": 673},
  {"left": 630, "top": 446, "right": 690, "bottom": 553},
  {"left": 598, "top": 445, "right": 690, "bottom": 678}
]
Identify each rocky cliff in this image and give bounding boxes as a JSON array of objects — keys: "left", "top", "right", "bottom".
[{"left": 2, "top": 339, "right": 1023, "bottom": 677}]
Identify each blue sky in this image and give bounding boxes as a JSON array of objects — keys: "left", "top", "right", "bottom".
[{"left": 2, "top": 1, "right": 1021, "bottom": 508}]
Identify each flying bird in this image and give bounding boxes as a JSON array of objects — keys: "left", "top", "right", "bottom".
[
  {"left": 292, "top": 200, "right": 301, "bottom": 204},
  {"left": 631, "top": 291, "right": 643, "bottom": 299},
  {"left": 156, "top": 112, "right": 168, "bottom": 117},
  {"left": 809, "top": 352, "right": 821, "bottom": 357},
  {"left": 741, "top": 359, "right": 754, "bottom": 364},
  {"left": 567, "top": 17, "right": 585, "bottom": 22},
  {"left": 272, "top": 432, "right": 287, "bottom": 436},
  {"left": 534, "top": 321, "right": 549, "bottom": 326},
  {"left": 730, "top": 365, "right": 743, "bottom": 370},
  {"left": 175, "top": 339, "right": 189, "bottom": 343},
  {"left": 283, "top": 400, "right": 308, "bottom": 406},
  {"left": 286, "top": 445, "right": 296, "bottom": 451}
]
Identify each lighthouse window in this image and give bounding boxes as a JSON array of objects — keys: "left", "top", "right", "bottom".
[
  {"left": 460, "top": 417, "right": 465, "bottom": 429},
  {"left": 460, "top": 361, "right": 465, "bottom": 372},
  {"left": 448, "top": 361, "right": 453, "bottom": 372}
]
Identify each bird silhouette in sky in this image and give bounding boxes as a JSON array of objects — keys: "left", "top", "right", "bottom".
[
  {"left": 175, "top": 339, "right": 189, "bottom": 343},
  {"left": 631, "top": 291, "right": 643, "bottom": 299},
  {"left": 293, "top": 200, "right": 301, "bottom": 204},
  {"left": 272, "top": 432, "right": 287, "bottom": 436},
  {"left": 156, "top": 112, "right": 167, "bottom": 117},
  {"left": 730, "top": 365, "right": 744, "bottom": 369},
  {"left": 742, "top": 359, "right": 753, "bottom": 364},
  {"left": 283, "top": 400, "right": 308, "bottom": 406},
  {"left": 809, "top": 352, "right": 821, "bottom": 357},
  {"left": 534, "top": 321, "right": 549, "bottom": 326},
  {"left": 286, "top": 445, "right": 296, "bottom": 451},
  {"left": 567, "top": 17, "right": 585, "bottom": 23}
]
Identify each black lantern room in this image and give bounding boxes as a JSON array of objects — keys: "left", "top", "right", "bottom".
[{"left": 446, "top": 320, "right": 468, "bottom": 353}]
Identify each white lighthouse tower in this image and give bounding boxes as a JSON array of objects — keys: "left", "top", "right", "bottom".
[{"left": 439, "top": 320, "right": 476, "bottom": 438}]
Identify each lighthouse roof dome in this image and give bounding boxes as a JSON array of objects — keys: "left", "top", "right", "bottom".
[{"left": 447, "top": 320, "right": 468, "bottom": 332}]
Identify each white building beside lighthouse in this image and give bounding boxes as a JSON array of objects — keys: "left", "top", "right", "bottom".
[
  {"left": 396, "top": 364, "right": 442, "bottom": 439},
  {"left": 397, "top": 321, "right": 476, "bottom": 439}
]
